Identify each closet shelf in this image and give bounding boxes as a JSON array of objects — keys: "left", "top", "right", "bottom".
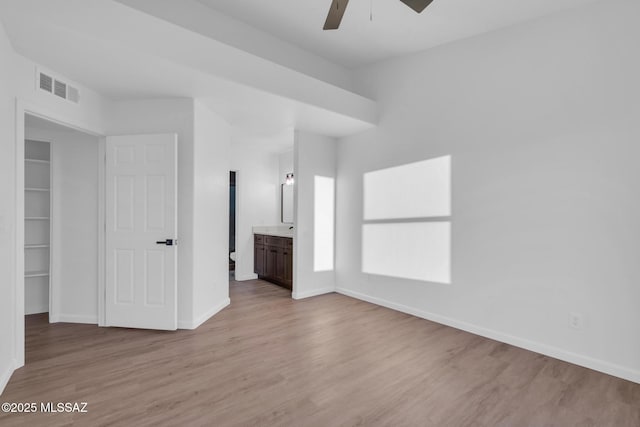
[
  {"left": 25, "top": 159, "right": 50, "bottom": 164},
  {"left": 25, "top": 271, "right": 49, "bottom": 278},
  {"left": 25, "top": 244, "right": 50, "bottom": 249},
  {"left": 25, "top": 187, "right": 50, "bottom": 192}
]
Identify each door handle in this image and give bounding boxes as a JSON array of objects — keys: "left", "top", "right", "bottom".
[{"left": 156, "top": 239, "right": 177, "bottom": 246}]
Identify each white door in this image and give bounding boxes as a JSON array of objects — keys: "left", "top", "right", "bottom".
[{"left": 105, "top": 134, "right": 178, "bottom": 330}]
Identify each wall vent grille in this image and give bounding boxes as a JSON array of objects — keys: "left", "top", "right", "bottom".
[
  {"left": 67, "top": 86, "right": 79, "bottom": 103},
  {"left": 37, "top": 69, "right": 80, "bottom": 104},
  {"left": 54, "top": 80, "right": 67, "bottom": 99},
  {"left": 39, "top": 73, "right": 53, "bottom": 93}
]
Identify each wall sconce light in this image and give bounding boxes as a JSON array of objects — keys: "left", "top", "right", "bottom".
[{"left": 285, "top": 173, "right": 295, "bottom": 186}]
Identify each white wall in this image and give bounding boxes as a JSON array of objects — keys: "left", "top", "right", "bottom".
[
  {"left": 53, "top": 130, "right": 100, "bottom": 323},
  {"left": 0, "top": 20, "right": 18, "bottom": 395},
  {"left": 337, "top": 0, "right": 640, "bottom": 383},
  {"left": 25, "top": 125, "right": 100, "bottom": 324},
  {"left": 106, "top": 98, "right": 196, "bottom": 326},
  {"left": 279, "top": 150, "right": 294, "bottom": 176},
  {"left": 230, "top": 139, "right": 281, "bottom": 281},
  {"left": 15, "top": 60, "right": 108, "bottom": 136},
  {"left": 191, "top": 101, "right": 231, "bottom": 327},
  {"left": 293, "top": 131, "right": 337, "bottom": 300}
]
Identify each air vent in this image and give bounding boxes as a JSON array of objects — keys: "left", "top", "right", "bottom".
[
  {"left": 54, "top": 80, "right": 67, "bottom": 99},
  {"left": 36, "top": 69, "right": 80, "bottom": 104},
  {"left": 67, "top": 86, "right": 79, "bottom": 103},
  {"left": 39, "top": 73, "right": 53, "bottom": 93}
]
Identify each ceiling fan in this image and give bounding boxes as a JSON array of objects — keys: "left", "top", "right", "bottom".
[{"left": 324, "top": 0, "right": 434, "bottom": 30}]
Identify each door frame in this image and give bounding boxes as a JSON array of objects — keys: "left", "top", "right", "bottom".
[
  {"left": 14, "top": 99, "right": 105, "bottom": 368},
  {"left": 229, "top": 169, "right": 238, "bottom": 279}
]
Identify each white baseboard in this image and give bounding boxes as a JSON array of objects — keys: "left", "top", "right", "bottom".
[
  {"left": 234, "top": 273, "right": 258, "bottom": 281},
  {"left": 25, "top": 307, "right": 49, "bottom": 316},
  {"left": 292, "top": 287, "right": 335, "bottom": 300},
  {"left": 56, "top": 314, "right": 98, "bottom": 325},
  {"left": 0, "top": 359, "right": 17, "bottom": 396},
  {"left": 178, "top": 298, "right": 230, "bottom": 330},
  {"left": 336, "top": 287, "right": 640, "bottom": 385}
]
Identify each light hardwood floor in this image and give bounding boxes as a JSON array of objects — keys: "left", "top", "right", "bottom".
[{"left": 1, "top": 280, "right": 639, "bottom": 426}]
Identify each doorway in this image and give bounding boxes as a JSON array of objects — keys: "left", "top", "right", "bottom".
[
  {"left": 23, "top": 115, "right": 101, "bottom": 321},
  {"left": 229, "top": 171, "right": 237, "bottom": 280},
  {"left": 15, "top": 106, "right": 182, "bottom": 369},
  {"left": 22, "top": 113, "right": 102, "bottom": 358}
]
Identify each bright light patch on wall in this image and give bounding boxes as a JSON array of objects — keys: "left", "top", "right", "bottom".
[
  {"left": 362, "top": 222, "right": 451, "bottom": 284},
  {"left": 362, "top": 155, "right": 452, "bottom": 283},
  {"left": 364, "top": 155, "right": 451, "bottom": 220},
  {"left": 314, "top": 176, "right": 335, "bottom": 272}
]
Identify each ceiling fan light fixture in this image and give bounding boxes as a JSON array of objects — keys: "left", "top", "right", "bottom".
[
  {"left": 323, "top": 0, "right": 435, "bottom": 30},
  {"left": 398, "top": 0, "right": 435, "bottom": 13},
  {"left": 323, "top": 0, "right": 350, "bottom": 30}
]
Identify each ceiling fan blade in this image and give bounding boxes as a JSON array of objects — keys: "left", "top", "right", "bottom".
[
  {"left": 398, "top": 0, "right": 435, "bottom": 13},
  {"left": 323, "top": 0, "right": 350, "bottom": 30}
]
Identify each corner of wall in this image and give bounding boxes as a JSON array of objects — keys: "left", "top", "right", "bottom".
[
  {"left": 178, "top": 297, "right": 230, "bottom": 330},
  {"left": 0, "top": 22, "right": 18, "bottom": 396},
  {"left": 0, "top": 359, "right": 17, "bottom": 396},
  {"left": 191, "top": 99, "right": 231, "bottom": 326},
  {"left": 292, "top": 130, "right": 338, "bottom": 299}
]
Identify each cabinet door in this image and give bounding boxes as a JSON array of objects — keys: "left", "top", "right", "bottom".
[
  {"left": 274, "top": 247, "right": 285, "bottom": 283},
  {"left": 283, "top": 246, "right": 293, "bottom": 289},
  {"left": 266, "top": 247, "right": 278, "bottom": 279},
  {"left": 254, "top": 244, "right": 266, "bottom": 276}
]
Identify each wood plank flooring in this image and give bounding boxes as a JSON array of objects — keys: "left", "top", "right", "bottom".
[{"left": 1, "top": 279, "right": 638, "bottom": 426}]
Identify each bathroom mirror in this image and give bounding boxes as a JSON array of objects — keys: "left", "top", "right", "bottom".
[{"left": 281, "top": 184, "right": 294, "bottom": 223}]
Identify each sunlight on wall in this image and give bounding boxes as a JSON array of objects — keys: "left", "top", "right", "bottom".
[
  {"left": 364, "top": 156, "right": 451, "bottom": 220},
  {"left": 314, "top": 176, "right": 335, "bottom": 272},
  {"left": 363, "top": 222, "right": 451, "bottom": 284},
  {"left": 362, "top": 155, "right": 452, "bottom": 283}
]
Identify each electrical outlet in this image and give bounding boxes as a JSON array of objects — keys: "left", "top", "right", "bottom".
[{"left": 569, "top": 312, "right": 584, "bottom": 330}]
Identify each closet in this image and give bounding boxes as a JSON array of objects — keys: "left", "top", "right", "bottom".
[{"left": 24, "top": 139, "right": 51, "bottom": 315}]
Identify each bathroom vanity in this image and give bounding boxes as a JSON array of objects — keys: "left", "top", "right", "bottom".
[{"left": 254, "top": 232, "right": 293, "bottom": 290}]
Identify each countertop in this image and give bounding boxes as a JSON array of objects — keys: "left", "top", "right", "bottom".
[{"left": 253, "top": 226, "right": 294, "bottom": 239}]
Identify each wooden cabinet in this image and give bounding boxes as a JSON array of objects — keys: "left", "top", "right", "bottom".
[
  {"left": 254, "top": 234, "right": 293, "bottom": 290},
  {"left": 283, "top": 245, "right": 293, "bottom": 285},
  {"left": 266, "top": 246, "right": 279, "bottom": 280},
  {"left": 254, "top": 243, "right": 266, "bottom": 276}
]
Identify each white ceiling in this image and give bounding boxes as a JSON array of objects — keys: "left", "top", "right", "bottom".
[
  {"left": 0, "top": 0, "right": 376, "bottom": 145},
  {"left": 197, "top": 0, "right": 600, "bottom": 67},
  {"left": 2, "top": 0, "right": 603, "bottom": 151}
]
